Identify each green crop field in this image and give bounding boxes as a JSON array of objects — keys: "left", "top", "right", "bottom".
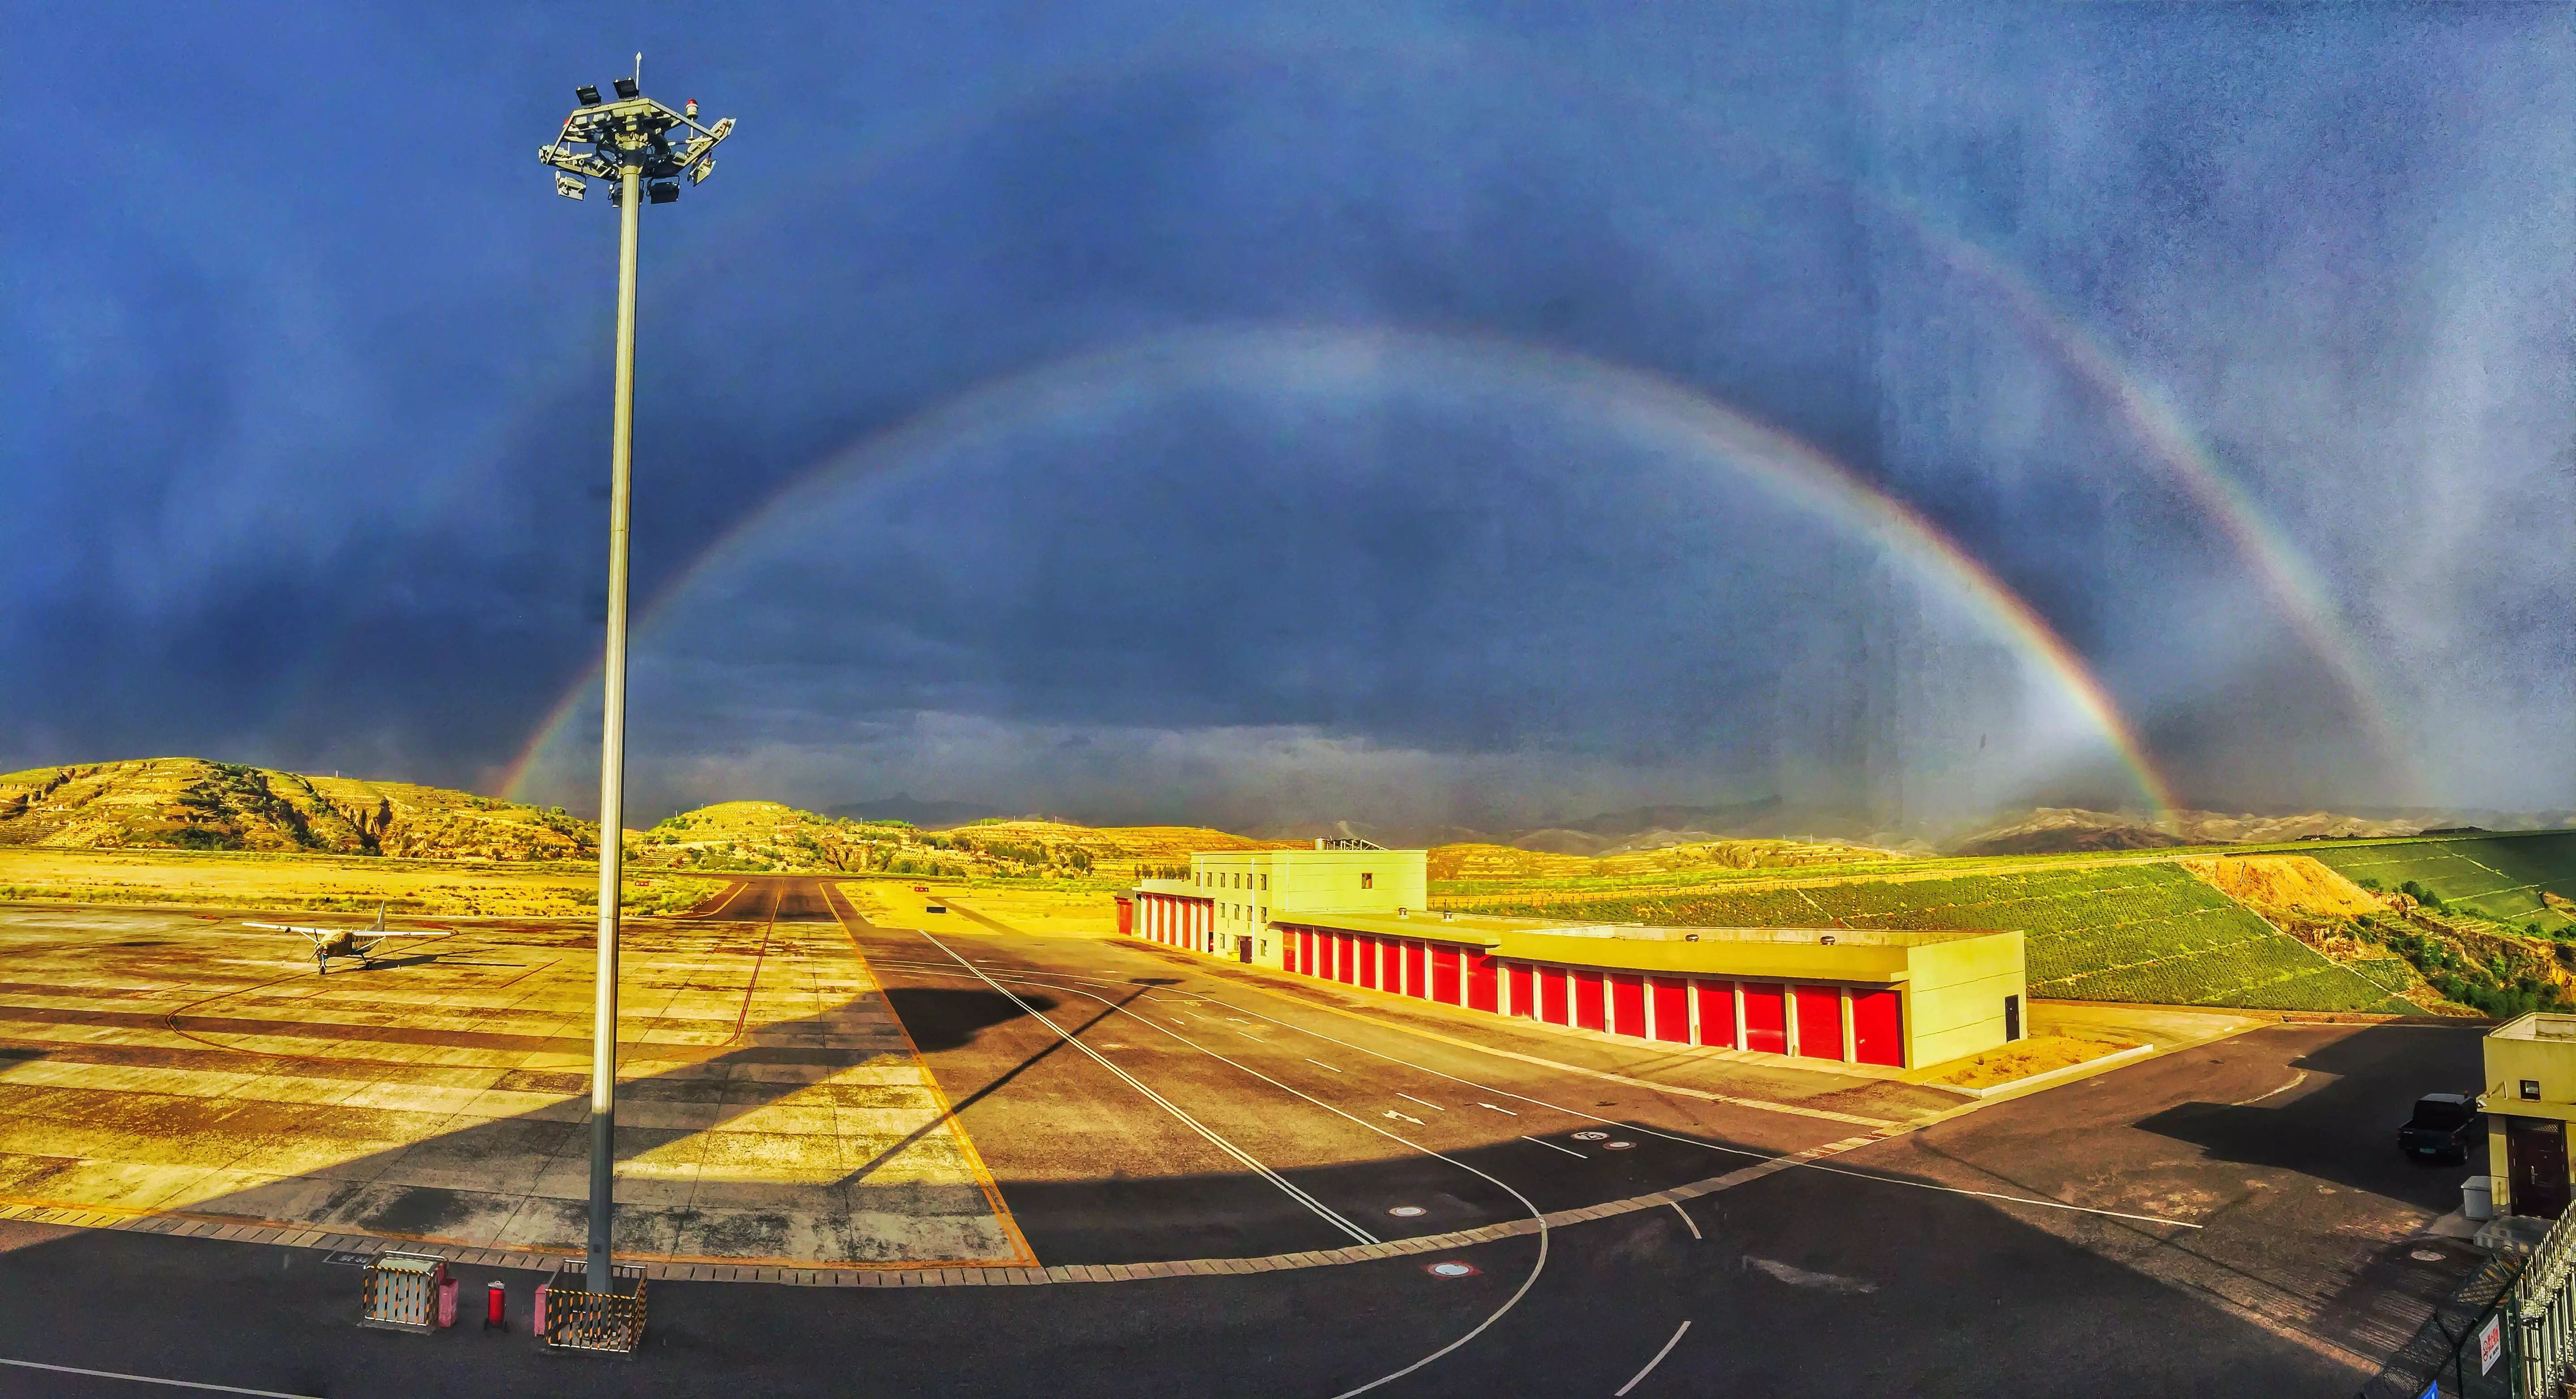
[
  {"left": 2302, "top": 832, "right": 2576, "bottom": 930},
  {"left": 1453, "top": 860, "right": 2417, "bottom": 1013}
]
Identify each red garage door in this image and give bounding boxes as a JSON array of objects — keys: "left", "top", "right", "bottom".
[
  {"left": 1404, "top": 941, "right": 1427, "bottom": 997},
  {"left": 1851, "top": 987, "right": 1903, "bottom": 1067},
  {"left": 1694, "top": 980, "right": 1735, "bottom": 1048},
  {"left": 1357, "top": 936, "right": 1380, "bottom": 990},
  {"left": 1573, "top": 970, "right": 1607, "bottom": 1031},
  {"left": 1742, "top": 982, "right": 1786, "bottom": 1054},
  {"left": 1467, "top": 952, "right": 1499, "bottom": 1013},
  {"left": 1794, "top": 985, "right": 1845, "bottom": 1061},
  {"left": 1298, "top": 928, "right": 1317, "bottom": 977},
  {"left": 1609, "top": 974, "right": 1647, "bottom": 1038},
  {"left": 1509, "top": 962, "right": 1536, "bottom": 1017},
  {"left": 1340, "top": 933, "right": 1361, "bottom": 983},
  {"left": 1650, "top": 977, "right": 1690, "bottom": 1043},
  {"left": 1431, "top": 946, "right": 1463, "bottom": 1004},
  {"left": 1540, "top": 966, "right": 1570, "bottom": 1024}
]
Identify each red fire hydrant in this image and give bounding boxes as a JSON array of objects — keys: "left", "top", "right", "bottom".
[{"left": 484, "top": 1280, "right": 507, "bottom": 1331}]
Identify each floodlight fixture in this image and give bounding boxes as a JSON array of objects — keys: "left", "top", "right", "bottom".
[{"left": 533, "top": 61, "right": 736, "bottom": 1302}]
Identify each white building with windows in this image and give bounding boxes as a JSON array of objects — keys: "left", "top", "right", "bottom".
[{"left": 1120, "top": 838, "right": 1425, "bottom": 965}]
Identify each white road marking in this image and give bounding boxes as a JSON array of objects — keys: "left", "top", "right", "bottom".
[
  {"left": 914, "top": 932, "right": 1379, "bottom": 1247},
  {"left": 910, "top": 951, "right": 1557, "bottom": 1399},
  {"left": 0, "top": 1357, "right": 321, "bottom": 1397},
  {"left": 1744, "top": 1256, "right": 1876, "bottom": 1293},
  {"left": 1613, "top": 1321, "right": 1691, "bottom": 1396},
  {"left": 2233, "top": 1070, "right": 2308, "bottom": 1106},
  {"left": 1669, "top": 1201, "right": 1701, "bottom": 1239},
  {"left": 1397, "top": 1092, "right": 1447, "bottom": 1111},
  {"left": 890, "top": 951, "right": 2212, "bottom": 1232},
  {"left": 1306, "top": 1058, "right": 1341, "bottom": 1072},
  {"left": 1386, "top": 1109, "right": 1424, "bottom": 1124},
  {"left": 1522, "top": 1135, "right": 1586, "bottom": 1159}
]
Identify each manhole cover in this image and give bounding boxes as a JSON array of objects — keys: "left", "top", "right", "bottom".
[
  {"left": 1603, "top": 1141, "right": 1636, "bottom": 1151},
  {"left": 1423, "top": 1261, "right": 1481, "bottom": 1279},
  {"left": 2412, "top": 1248, "right": 2448, "bottom": 1262},
  {"left": 1389, "top": 1206, "right": 1426, "bottom": 1218},
  {"left": 1572, "top": 1130, "right": 1610, "bottom": 1141}
]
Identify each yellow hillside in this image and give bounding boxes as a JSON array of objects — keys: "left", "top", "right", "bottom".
[{"left": 2179, "top": 854, "right": 2387, "bottom": 918}]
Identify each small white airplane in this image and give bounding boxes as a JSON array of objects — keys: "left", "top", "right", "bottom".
[{"left": 243, "top": 904, "right": 446, "bottom": 974}]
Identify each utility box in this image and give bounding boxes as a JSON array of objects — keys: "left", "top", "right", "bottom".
[{"left": 357, "top": 1251, "right": 450, "bottom": 1334}]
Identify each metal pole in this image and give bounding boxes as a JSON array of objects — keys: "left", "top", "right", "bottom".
[{"left": 587, "top": 160, "right": 643, "bottom": 1296}]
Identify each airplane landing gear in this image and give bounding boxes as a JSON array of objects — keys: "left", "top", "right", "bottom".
[{"left": 316, "top": 949, "right": 329, "bottom": 976}]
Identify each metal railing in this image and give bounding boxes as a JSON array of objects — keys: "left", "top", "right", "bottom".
[
  {"left": 2515, "top": 1211, "right": 2576, "bottom": 1397},
  {"left": 540, "top": 1261, "right": 647, "bottom": 1354}
]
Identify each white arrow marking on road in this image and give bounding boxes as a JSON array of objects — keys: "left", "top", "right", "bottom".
[{"left": 1386, "top": 1109, "right": 1424, "bottom": 1124}]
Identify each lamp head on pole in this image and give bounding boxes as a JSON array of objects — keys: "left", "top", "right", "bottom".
[{"left": 538, "top": 73, "right": 735, "bottom": 205}]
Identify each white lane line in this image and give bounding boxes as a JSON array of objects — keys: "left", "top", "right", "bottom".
[
  {"left": 0, "top": 1357, "right": 321, "bottom": 1397},
  {"left": 1306, "top": 1058, "right": 1342, "bottom": 1072},
  {"left": 1669, "top": 1201, "right": 1701, "bottom": 1239},
  {"left": 891, "top": 956, "right": 2210, "bottom": 1233},
  {"left": 2233, "top": 1070, "right": 2307, "bottom": 1106},
  {"left": 1162, "top": 984, "right": 2206, "bottom": 1227},
  {"left": 1522, "top": 1135, "right": 1586, "bottom": 1159},
  {"left": 1397, "top": 1092, "right": 1447, "bottom": 1111},
  {"left": 920, "top": 959, "right": 1556, "bottom": 1399},
  {"left": 1238, "top": 1030, "right": 1263, "bottom": 1041},
  {"left": 913, "top": 932, "right": 1379, "bottom": 1247},
  {"left": 1613, "top": 1321, "right": 1691, "bottom": 1396},
  {"left": 1171, "top": 1017, "right": 1187, "bottom": 1026}
]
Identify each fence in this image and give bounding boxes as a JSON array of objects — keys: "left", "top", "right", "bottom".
[
  {"left": 538, "top": 1261, "right": 648, "bottom": 1354},
  {"left": 2362, "top": 1211, "right": 2576, "bottom": 1399}
]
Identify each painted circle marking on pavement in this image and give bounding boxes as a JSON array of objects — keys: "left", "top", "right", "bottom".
[
  {"left": 1424, "top": 1261, "right": 1481, "bottom": 1279},
  {"left": 1572, "top": 1130, "right": 1609, "bottom": 1141},
  {"left": 2411, "top": 1248, "right": 2447, "bottom": 1262},
  {"left": 1389, "top": 1206, "right": 1426, "bottom": 1218},
  {"left": 1604, "top": 1141, "right": 1635, "bottom": 1151}
]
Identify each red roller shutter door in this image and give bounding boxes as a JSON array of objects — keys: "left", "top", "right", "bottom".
[
  {"left": 1609, "top": 974, "right": 1647, "bottom": 1038},
  {"left": 1650, "top": 977, "right": 1690, "bottom": 1043},
  {"left": 1357, "top": 936, "right": 1380, "bottom": 990},
  {"left": 1508, "top": 962, "right": 1536, "bottom": 1017},
  {"left": 1742, "top": 983, "right": 1787, "bottom": 1054},
  {"left": 1694, "top": 980, "right": 1736, "bottom": 1048},
  {"left": 1540, "top": 966, "right": 1570, "bottom": 1024},
  {"left": 1467, "top": 952, "right": 1499, "bottom": 1013},
  {"left": 1851, "top": 988, "right": 1903, "bottom": 1066},
  {"left": 1794, "top": 985, "right": 1845, "bottom": 1061},
  {"left": 1298, "top": 928, "right": 1317, "bottom": 977},
  {"left": 1404, "top": 941, "right": 1427, "bottom": 997},
  {"left": 1430, "top": 946, "right": 1463, "bottom": 1004},
  {"left": 1572, "top": 970, "right": 1606, "bottom": 1031}
]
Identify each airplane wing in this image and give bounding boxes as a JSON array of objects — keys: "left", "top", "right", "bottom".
[{"left": 241, "top": 922, "right": 447, "bottom": 938}]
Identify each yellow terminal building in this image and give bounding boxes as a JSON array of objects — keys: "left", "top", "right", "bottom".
[
  {"left": 2482, "top": 1013, "right": 2576, "bottom": 1217},
  {"left": 1121, "top": 842, "right": 2026, "bottom": 1072}
]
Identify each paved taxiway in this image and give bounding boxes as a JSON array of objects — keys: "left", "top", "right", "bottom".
[{"left": 0, "top": 876, "right": 2492, "bottom": 1396}]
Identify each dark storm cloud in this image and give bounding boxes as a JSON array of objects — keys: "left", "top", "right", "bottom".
[{"left": 5, "top": 3, "right": 2569, "bottom": 827}]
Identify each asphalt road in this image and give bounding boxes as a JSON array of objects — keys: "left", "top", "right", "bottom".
[{"left": 0, "top": 877, "right": 2491, "bottom": 1397}]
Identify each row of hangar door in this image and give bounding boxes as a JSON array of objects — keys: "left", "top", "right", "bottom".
[{"left": 1281, "top": 924, "right": 1905, "bottom": 1068}]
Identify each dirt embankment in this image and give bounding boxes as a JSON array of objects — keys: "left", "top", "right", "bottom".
[{"left": 2180, "top": 855, "right": 2386, "bottom": 918}]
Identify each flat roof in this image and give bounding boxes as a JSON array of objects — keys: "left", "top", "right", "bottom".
[
  {"left": 1269, "top": 909, "right": 2015, "bottom": 982},
  {"left": 2490, "top": 1012, "right": 2576, "bottom": 1042}
]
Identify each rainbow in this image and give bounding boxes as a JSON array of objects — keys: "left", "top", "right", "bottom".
[{"left": 498, "top": 324, "right": 2181, "bottom": 819}]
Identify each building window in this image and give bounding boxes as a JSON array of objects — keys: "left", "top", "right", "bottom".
[
  {"left": 2525, "top": 1080, "right": 2543, "bottom": 1101},
  {"left": 1260, "top": 874, "right": 1268, "bottom": 891},
  {"left": 1361, "top": 872, "right": 1374, "bottom": 889}
]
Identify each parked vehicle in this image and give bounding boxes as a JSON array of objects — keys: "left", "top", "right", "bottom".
[{"left": 2399, "top": 1093, "right": 2484, "bottom": 1164}]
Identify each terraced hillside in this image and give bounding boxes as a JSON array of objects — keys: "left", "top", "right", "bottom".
[
  {"left": 2304, "top": 832, "right": 2576, "bottom": 933},
  {"left": 1449, "top": 859, "right": 2418, "bottom": 1013}
]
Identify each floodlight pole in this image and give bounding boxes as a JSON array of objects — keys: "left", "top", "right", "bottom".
[
  {"left": 538, "top": 77, "right": 732, "bottom": 1300},
  {"left": 586, "top": 159, "right": 642, "bottom": 1296}
]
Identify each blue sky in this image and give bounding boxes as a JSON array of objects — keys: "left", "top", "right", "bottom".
[{"left": 6, "top": 3, "right": 2570, "bottom": 834}]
